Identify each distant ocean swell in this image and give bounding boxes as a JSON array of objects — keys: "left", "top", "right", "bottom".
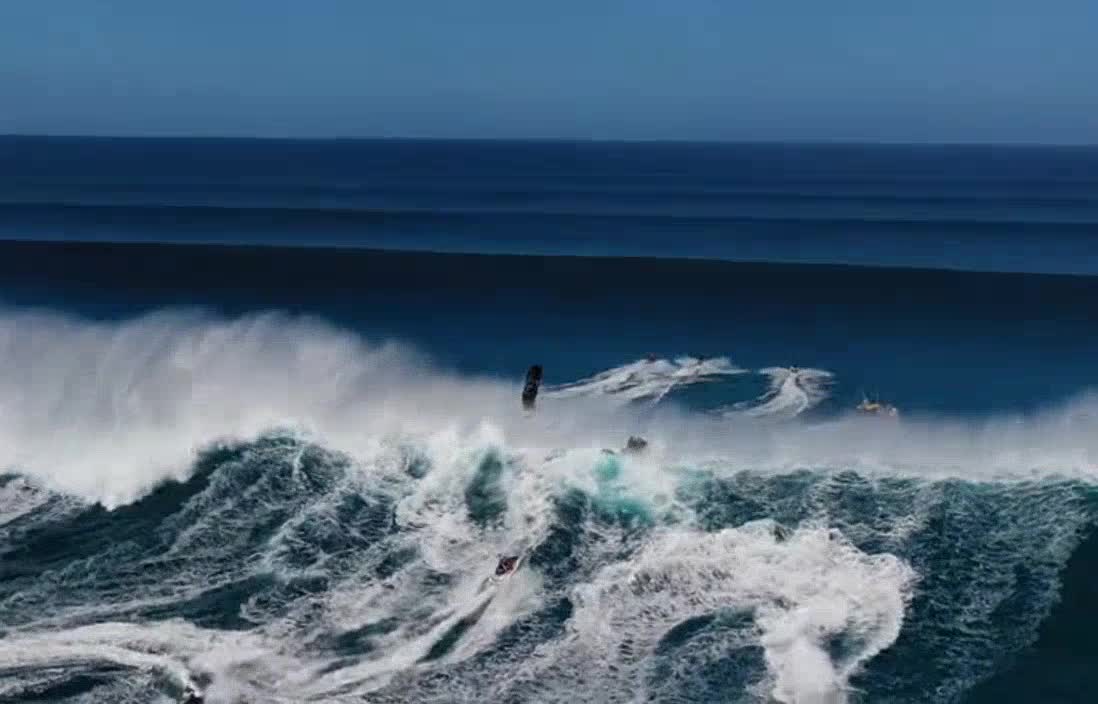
[
  {"left": 1, "top": 309, "right": 1097, "bottom": 703},
  {"left": 5, "top": 201, "right": 1098, "bottom": 237}
]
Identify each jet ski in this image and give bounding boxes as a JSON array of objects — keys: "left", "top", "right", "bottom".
[{"left": 856, "top": 395, "right": 899, "bottom": 417}]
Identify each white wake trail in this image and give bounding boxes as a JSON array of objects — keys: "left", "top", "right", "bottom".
[
  {"left": 728, "top": 366, "right": 834, "bottom": 419},
  {"left": 544, "top": 355, "right": 744, "bottom": 405}
]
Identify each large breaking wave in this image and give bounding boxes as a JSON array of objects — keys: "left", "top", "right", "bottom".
[
  {"left": 3, "top": 308, "right": 1096, "bottom": 506},
  {"left": 1, "top": 308, "right": 1097, "bottom": 703}
]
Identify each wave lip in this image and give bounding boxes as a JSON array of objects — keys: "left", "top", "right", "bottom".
[
  {"left": 2, "top": 306, "right": 1098, "bottom": 510},
  {"left": 0, "top": 307, "right": 492, "bottom": 507}
]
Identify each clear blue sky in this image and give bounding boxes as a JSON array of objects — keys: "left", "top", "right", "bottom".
[{"left": 3, "top": 1, "right": 1097, "bottom": 143}]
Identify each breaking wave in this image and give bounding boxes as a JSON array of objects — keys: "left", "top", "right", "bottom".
[
  {"left": 3, "top": 308, "right": 1096, "bottom": 506},
  {"left": 1, "top": 308, "right": 1097, "bottom": 703}
]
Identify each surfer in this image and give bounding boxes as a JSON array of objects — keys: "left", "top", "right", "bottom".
[
  {"left": 181, "top": 685, "right": 204, "bottom": 704},
  {"left": 522, "top": 365, "right": 543, "bottom": 411},
  {"left": 602, "top": 436, "right": 649, "bottom": 456}
]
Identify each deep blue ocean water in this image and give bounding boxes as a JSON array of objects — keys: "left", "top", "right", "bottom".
[{"left": 1, "top": 137, "right": 1097, "bottom": 703}]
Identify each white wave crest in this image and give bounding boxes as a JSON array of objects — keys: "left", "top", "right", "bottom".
[
  {"left": 0, "top": 308, "right": 541, "bottom": 507},
  {"left": 2, "top": 307, "right": 1098, "bottom": 509}
]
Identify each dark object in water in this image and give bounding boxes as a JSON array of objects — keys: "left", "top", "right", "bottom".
[
  {"left": 181, "top": 686, "right": 204, "bottom": 704},
  {"left": 496, "top": 555, "right": 519, "bottom": 576},
  {"left": 522, "top": 365, "right": 543, "bottom": 410},
  {"left": 856, "top": 394, "right": 900, "bottom": 418},
  {"left": 604, "top": 436, "right": 649, "bottom": 456}
]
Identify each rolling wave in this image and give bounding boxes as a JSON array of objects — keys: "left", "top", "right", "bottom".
[
  {"left": 2, "top": 431, "right": 1091, "bottom": 703},
  {"left": 2, "top": 307, "right": 1097, "bottom": 506},
  {"left": 2, "top": 308, "right": 1098, "bottom": 703}
]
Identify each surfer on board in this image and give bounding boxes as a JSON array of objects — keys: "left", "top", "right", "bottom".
[{"left": 522, "top": 364, "right": 542, "bottom": 411}]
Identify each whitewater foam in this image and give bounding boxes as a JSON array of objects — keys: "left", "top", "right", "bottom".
[
  {"left": 498, "top": 521, "right": 915, "bottom": 704},
  {"left": 2, "top": 408, "right": 1093, "bottom": 702},
  {"left": 2, "top": 308, "right": 1098, "bottom": 509}
]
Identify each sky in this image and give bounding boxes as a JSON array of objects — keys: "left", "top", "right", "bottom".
[{"left": 2, "top": 1, "right": 1098, "bottom": 143}]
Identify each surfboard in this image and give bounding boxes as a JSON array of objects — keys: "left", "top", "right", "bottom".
[{"left": 521, "top": 365, "right": 543, "bottom": 410}]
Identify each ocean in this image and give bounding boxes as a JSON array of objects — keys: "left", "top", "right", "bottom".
[{"left": 1, "top": 136, "right": 1097, "bottom": 703}]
